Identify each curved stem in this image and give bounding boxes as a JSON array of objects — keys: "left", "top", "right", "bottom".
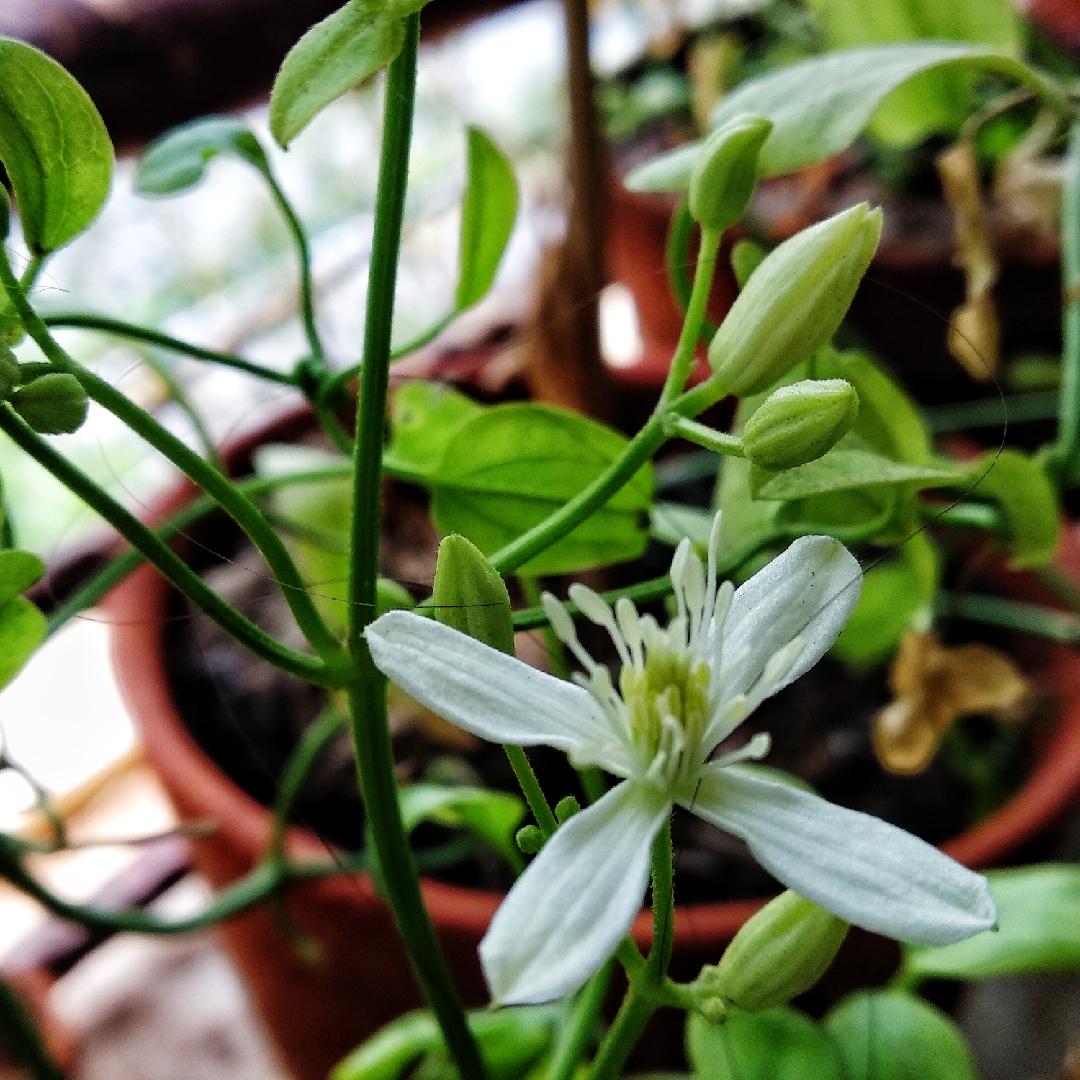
[
  {"left": 264, "top": 172, "right": 323, "bottom": 369},
  {"left": 0, "top": 971, "right": 67, "bottom": 1080},
  {"left": 546, "top": 959, "right": 614, "bottom": 1080},
  {"left": 0, "top": 256, "right": 344, "bottom": 671},
  {"left": 41, "top": 314, "right": 297, "bottom": 386},
  {"left": 0, "top": 405, "right": 335, "bottom": 685},
  {"left": 343, "top": 18, "right": 489, "bottom": 1080},
  {"left": 665, "top": 415, "right": 744, "bottom": 457},
  {"left": 504, "top": 745, "right": 558, "bottom": 839}
]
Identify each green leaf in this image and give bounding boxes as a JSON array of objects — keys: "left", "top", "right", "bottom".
[
  {"left": 269, "top": 0, "right": 406, "bottom": 148},
  {"left": 0, "top": 595, "right": 45, "bottom": 691},
  {"left": 387, "top": 381, "right": 484, "bottom": 478},
  {"left": 0, "top": 38, "right": 113, "bottom": 253},
  {"left": 751, "top": 436, "right": 964, "bottom": 502},
  {"left": 963, "top": 449, "right": 1060, "bottom": 568},
  {"left": 135, "top": 117, "right": 268, "bottom": 195},
  {"left": 825, "top": 991, "right": 977, "bottom": 1080},
  {"left": 686, "top": 1008, "right": 845, "bottom": 1080},
  {"left": 456, "top": 127, "right": 517, "bottom": 311},
  {"left": 0, "top": 549, "right": 44, "bottom": 606},
  {"left": 902, "top": 865, "right": 1080, "bottom": 982},
  {"left": 833, "top": 531, "right": 937, "bottom": 665},
  {"left": 429, "top": 404, "right": 653, "bottom": 575},
  {"left": 399, "top": 783, "right": 525, "bottom": 869},
  {"left": 11, "top": 373, "right": 89, "bottom": 435},
  {"left": 627, "top": 44, "right": 1064, "bottom": 190},
  {"left": 651, "top": 503, "right": 715, "bottom": 550},
  {"left": 332, "top": 1006, "right": 558, "bottom": 1080}
]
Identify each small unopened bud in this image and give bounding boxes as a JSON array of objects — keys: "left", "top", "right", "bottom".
[
  {"left": 688, "top": 115, "right": 772, "bottom": 234},
  {"left": 432, "top": 533, "right": 514, "bottom": 656},
  {"left": 12, "top": 372, "right": 88, "bottom": 434},
  {"left": 708, "top": 203, "right": 883, "bottom": 397},
  {"left": 516, "top": 825, "right": 544, "bottom": 854},
  {"left": 742, "top": 378, "right": 858, "bottom": 471},
  {"left": 554, "top": 796, "right": 581, "bottom": 824},
  {"left": 714, "top": 890, "right": 849, "bottom": 1012}
]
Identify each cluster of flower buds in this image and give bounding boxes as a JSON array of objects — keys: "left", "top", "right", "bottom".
[{"left": 0, "top": 345, "right": 87, "bottom": 435}]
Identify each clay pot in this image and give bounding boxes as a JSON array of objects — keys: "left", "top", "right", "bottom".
[{"left": 105, "top": 413, "right": 1080, "bottom": 1080}]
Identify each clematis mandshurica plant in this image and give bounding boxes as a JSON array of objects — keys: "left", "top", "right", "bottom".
[{"left": 367, "top": 514, "right": 997, "bottom": 1006}]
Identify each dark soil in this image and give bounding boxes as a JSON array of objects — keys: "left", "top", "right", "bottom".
[{"left": 165, "top": 481, "right": 1035, "bottom": 904}]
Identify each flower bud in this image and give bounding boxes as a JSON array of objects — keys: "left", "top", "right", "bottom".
[
  {"left": 688, "top": 115, "right": 772, "bottom": 234},
  {"left": 731, "top": 239, "right": 766, "bottom": 289},
  {"left": 11, "top": 372, "right": 88, "bottom": 434},
  {"left": 554, "top": 795, "right": 580, "bottom": 824},
  {"left": 708, "top": 203, "right": 883, "bottom": 397},
  {"left": 0, "top": 346, "right": 19, "bottom": 399},
  {"left": 713, "top": 890, "right": 849, "bottom": 1012},
  {"left": 432, "top": 533, "right": 515, "bottom": 656},
  {"left": 742, "top": 378, "right": 858, "bottom": 471},
  {"left": 516, "top": 825, "right": 543, "bottom": 854}
]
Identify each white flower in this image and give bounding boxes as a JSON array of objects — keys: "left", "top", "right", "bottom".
[{"left": 365, "top": 517, "right": 997, "bottom": 1005}]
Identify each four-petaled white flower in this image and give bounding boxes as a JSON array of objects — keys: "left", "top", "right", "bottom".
[{"left": 365, "top": 517, "right": 997, "bottom": 1005}]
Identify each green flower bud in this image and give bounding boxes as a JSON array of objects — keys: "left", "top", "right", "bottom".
[
  {"left": 516, "top": 824, "right": 544, "bottom": 854},
  {"left": 714, "top": 890, "right": 849, "bottom": 1012},
  {"left": 731, "top": 239, "right": 766, "bottom": 289},
  {"left": 708, "top": 203, "right": 883, "bottom": 397},
  {"left": 554, "top": 795, "right": 580, "bottom": 824},
  {"left": 11, "top": 372, "right": 88, "bottom": 434},
  {"left": 742, "top": 378, "right": 858, "bottom": 471},
  {"left": 688, "top": 115, "right": 772, "bottom": 234},
  {"left": 432, "top": 533, "right": 514, "bottom": 656},
  {"left": 0, "top": 346, "right": 19, "bottom": 399}
]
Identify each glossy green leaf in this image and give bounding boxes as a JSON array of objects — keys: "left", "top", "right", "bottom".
[
  {"left": 456, "top": 127, "right": 518, "bottom": 311},
  {"left": 627, "top": 44, "right": 1063, "bottom": 190},
  {"left": 0, "top": 38, "right": 113, "bottom": 253},
  {"left": 399, "top": 783, "right": 525, "bottom": 869},
  {"left": 135, "top": 117, "right": 268, "bottom": 195},
  {"left": 11, "top": 373, "right": 89, "bottom": 435},
  {"left": 826, "top": 991, "right": 977, "bottom": 1080},
  {"left": 331, "top": 1005, "right": 557, "bottom": 1080},
  {"left": 903, "top": 865, "right": 1080, "bottom": 982},
  {"left": 387, "top": 381, "right": 484, "bottom": 477},
  {"left": 269, "top": 0, "right": 406, "bottom": 148},
  {"left": 833, "top": 531, "right": 937, "bottom": 665},
  {"left": 0, "top": 550, "right": 45, "bottom": 607},
  {"left": 686, "top": 1008, "right": 845, "bottom": 1080},
  {"left": 751, "top": 436, "right": 964, "bottom": 502},
  {"left": 429, "top": 404, "right": 654, "bottom": 575},
  {"left": 0, "top": 596, "right": 45, "bottom": 691},
  {"left": 963, "top": 449, "right": 1060, "bottom": 568}
]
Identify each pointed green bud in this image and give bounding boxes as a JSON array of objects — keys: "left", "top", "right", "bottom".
[
  {"left": 731, "top": 239, "right": 766, "bottom": 289},
  {"left": 554, "top": 795, "right": 580, "bottom": 824},
  {"left": 516, "top": 824, "right": 544, "bottom": 855},
  {"left": 714, "top": 891, "right": 849, "bottom": 1012},
  {"left": 432, "top": 533, "right": 514, "bottom": 656},
  {"left": 11, "top": 372, "right": 88, "bottom": 434},
  {"left": 688, "top": 115, "right": 772, "bottom": 234},
  {"left": 742, "top": 378, "right": 858, "bottom": 471},
  {"left": 708, "top": 203, "right": 883, "bottom": 397}
]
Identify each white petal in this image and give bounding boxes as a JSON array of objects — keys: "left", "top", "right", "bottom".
[
  {"left": 686, "top": 764, "right": 997, "bottom": 945},
  {"left": 366, "top": 611, "right": 621, "bottom": 763},
  {"left": 715, "top": 536, "right": 861, "bottom": 703},
  {"left": 480, "top": 781, "right": 671, "bottom": 1004}
]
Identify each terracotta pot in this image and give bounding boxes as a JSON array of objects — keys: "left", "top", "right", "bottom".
[{"left": 105, "top": 413, "right": 1080, "bottom": 1080}]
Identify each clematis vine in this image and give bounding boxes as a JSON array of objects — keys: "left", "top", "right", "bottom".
[{"left": 365, "top": 516, "right": 997, "bottom": 1006}]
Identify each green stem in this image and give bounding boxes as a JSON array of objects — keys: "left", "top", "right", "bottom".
[
  {"left": 0, "top": 971, "right": 67, "bottom": 1080},
  {"left": 945, "top": 591, "right": 1080, "bottom": 643},
  {"left": 343, "top": 18, "right": 488, "bottom": 1080},
  {"left": 922, "top": 391, "right": 1058, "bottom": 434},
  {"left": 267, "top": 707, "right": 347, "bottom": 863},
  {"left": 520, "top": 575, "right": 569, "bottom": 680},
  {"left": 647, "top": 819, "right": 675, "bottom": 978},
  {"left": 137, "top": 349, "right": 223, "bottom": 469},
  {"left": 1046, "top": 116, "right": 1080, "bottom": 484},
  {"left": 546, "top": 959, "right": 614, "bottom": 1080},
  {"left": 666, "top": 200, "right": 718, "bottom": 344},
  {"left": 1, "top": 264, "right": 344, "bottom": 670},
  {"left": 661, "top": 227, "right": 721, "bottom": 405},
  {"left": 41, "top": 314, "right": 297, "bottom": 386},
  {"left": 922, "top": 501, "right": 1006, "bottom": 534},
  {"left": 504, "top": 745, "right": 559, "bottom": 839},
  {"left": 0, "top": 406, "right": 332, "bottom": 684},
  {"left": 664, "top": 415, "right": 744, "bottom": 457},
  {"left": 264, "top": 171, "right": 324, "bottom": 368}
]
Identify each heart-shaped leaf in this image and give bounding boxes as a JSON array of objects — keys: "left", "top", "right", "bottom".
[{"left": 0, "top": 38, "right": 113, "bottom": 253}]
